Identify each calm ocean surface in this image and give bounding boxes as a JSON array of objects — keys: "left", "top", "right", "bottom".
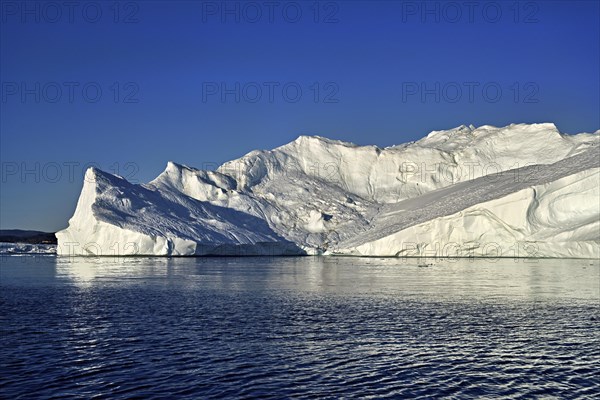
[{"left": 1, "top": 256, "right": 599, "bottom": 398}]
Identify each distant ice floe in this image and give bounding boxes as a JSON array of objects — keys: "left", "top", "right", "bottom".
[{"left": 0, "top": 242, "right": 57, "bottom": 255}]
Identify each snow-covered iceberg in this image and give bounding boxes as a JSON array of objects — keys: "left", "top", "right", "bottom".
[{"left": 56, "top": 123, "right": 599, "bottom": 258}]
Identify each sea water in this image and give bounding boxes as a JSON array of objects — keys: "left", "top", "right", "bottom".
[{"left": 1, "top": 256, "right": 598, "bottom": 398}]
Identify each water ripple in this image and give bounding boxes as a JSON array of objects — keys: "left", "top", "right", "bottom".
[{"left": 1, "top": 257, "right": 599, "bottom": 398}]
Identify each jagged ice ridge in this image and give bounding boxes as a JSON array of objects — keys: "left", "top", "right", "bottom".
[{"left": 56, "top": 123, "right": 600, "bottom": 258}]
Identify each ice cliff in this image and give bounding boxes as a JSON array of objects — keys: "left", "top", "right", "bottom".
[{"left": 56, "top": 123, "right": 599, "bottom": 258}]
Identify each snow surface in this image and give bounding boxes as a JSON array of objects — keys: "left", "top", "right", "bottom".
[{"left": 56, "top": 123, "right": 600, "bottom": 257}]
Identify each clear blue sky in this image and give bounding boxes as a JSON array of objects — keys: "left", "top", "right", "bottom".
[{"left": 1, "top": 0, "right": 599, "bottom": 231}]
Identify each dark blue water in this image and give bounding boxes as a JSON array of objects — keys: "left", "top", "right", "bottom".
[{"left": 1, "top": 256, "right": 599, "bottom": 398}]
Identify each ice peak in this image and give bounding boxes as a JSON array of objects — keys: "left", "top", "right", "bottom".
[
  {"left": 426, "top": 124, "right": 474, "bottom": 138},
  {"left": 84, "top": 166, "right": 121, "bottom": 184},
  {"left": 166, "top": 160, "right": 179, "bottom": 169},
  {"left": 291, "top": 135, "right": 358, "bottom": 148},
  {"left": 84, "top": 166, "right": 100, "bottom": 179},
  {"left": 529, "top": 122, "right": 558, "bottom": 130},
  {"left": 455, "top": 124, "right": 474, "bottom": 131},
  {"left": 165, "top": 161, "right": 196, "bottom": 173},
  {"left": 160, "top": 162, "right": 206, "bottom": 180}
]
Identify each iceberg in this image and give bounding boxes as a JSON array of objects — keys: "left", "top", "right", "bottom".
[{"left": 56, "top": 123, "right": 599, "bottom": 258}]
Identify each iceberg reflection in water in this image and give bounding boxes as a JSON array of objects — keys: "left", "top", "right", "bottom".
[{"left": 1, "top": 256, "right": 599, "bottom": 398}]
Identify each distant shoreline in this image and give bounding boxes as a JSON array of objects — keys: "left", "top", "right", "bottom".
[{"left": 0, "top": 230, "right": 57, "bottom": 245}]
